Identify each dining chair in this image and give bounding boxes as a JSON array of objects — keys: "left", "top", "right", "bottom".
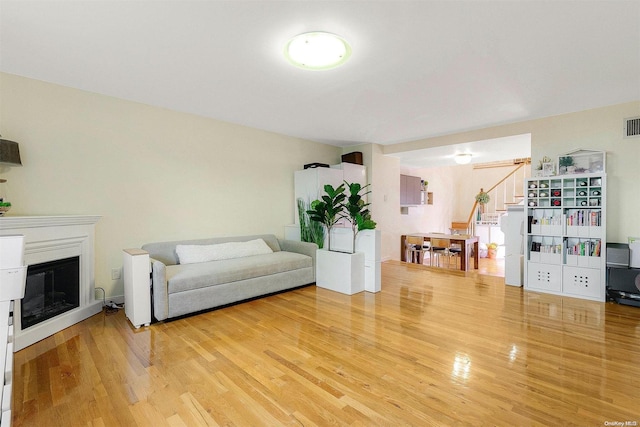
[
  {"left": 447, "top": 243, "right": 462, "bottom": 268},
  {"left": 450, "top": 222, "right": 470, "bottom": 235},
  {"left": 447, "top": 240, "right": 463, "bottom": 268},
  {"left": 405, "top": 236, "right": 427, "bottom": 264},
  {"left": 429, "top": 237, "right": 450, "bottom": 267}
]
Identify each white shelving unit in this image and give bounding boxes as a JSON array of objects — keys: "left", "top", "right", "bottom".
[{"left": 524, "top": 174, "right": 606, "bottom": 301}]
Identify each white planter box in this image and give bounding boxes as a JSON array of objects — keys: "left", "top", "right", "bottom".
[{"left": 316, "top": 249, "right": 365, "bottom": 295}]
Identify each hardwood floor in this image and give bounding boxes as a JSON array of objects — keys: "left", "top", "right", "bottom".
[{"left": 12, "top": 260, "right": 640, "bottom": 426}]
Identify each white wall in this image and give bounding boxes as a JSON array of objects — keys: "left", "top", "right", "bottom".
[
  {"left": 3, "top": 72, "right": 637, "bottom": 282},
  {"left": 0, "top": 73, "right": 341, "bottom": 297},
  {"left": 398, "top": 164, "right": 454, "bottom": 235},
  {"left": 342, "top": 143, "right": 400, "bottom": 261}
]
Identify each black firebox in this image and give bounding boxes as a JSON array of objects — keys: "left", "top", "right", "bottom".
[{"left": 22, "top": 256, "right": 80, "bottom": 329}]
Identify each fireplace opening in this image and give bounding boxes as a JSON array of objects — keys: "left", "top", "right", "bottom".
[{"left": 22, "top": 256, "right": 80, "bottom": 329}]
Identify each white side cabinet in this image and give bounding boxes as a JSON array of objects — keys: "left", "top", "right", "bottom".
[
  {"left": 0, "top": 301, "right": 13, "bottom": 426},
  {"left": 0, "top": 234, "right": 26, "bottom": 426},
  {"left": 123, "top": 249, "right": 151, "bottom": 328}
]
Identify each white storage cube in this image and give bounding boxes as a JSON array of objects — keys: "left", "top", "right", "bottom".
[
  {"left": 529, "top": 252, "right": 541, "bottom": 263},
  {"left": 562, "top": 266, "right": 602, "bottom": 299},
  {"left": 540, "top": 253, "right": 561, "bottom": 265},
  {"left": 588, "top": 255, "right": 601, "bottom": 269},
  {"left": 589, "top": 226, "right": 602, "bottom": 238},
  {"left": 566, "top": 226, "right": 579, "bottom": 237},
  {"left": 565, "top": 254, "right": 578, "bottom": 266},
  {"left": 542, "top": 225, "right": 563, "bottom": 236},
  {"left": 526, "top": 263, "right": 562, "bottom": 292}
]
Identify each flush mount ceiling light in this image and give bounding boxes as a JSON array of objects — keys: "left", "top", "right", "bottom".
[
  {"left": 454, "top": 153, "right": 472, "bottom": 165},
  {"left": 285, "top": 32, "right": 351, "bottom": 70}
]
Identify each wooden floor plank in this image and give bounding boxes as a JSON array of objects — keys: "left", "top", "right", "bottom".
[{"left": 11, "top": 259, "right": 640, "bottom": 426}]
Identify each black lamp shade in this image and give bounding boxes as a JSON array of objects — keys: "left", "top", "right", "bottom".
[{"left": 0, "top": 139, "right": 22, "bottom": 166}]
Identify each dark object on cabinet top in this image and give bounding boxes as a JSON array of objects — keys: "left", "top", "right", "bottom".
[
  {"left": 304, "top": 162, "right": 330, "bottom": 169},
  {"left": 342, "top": 152, "right": 363, "bottom": 165}
]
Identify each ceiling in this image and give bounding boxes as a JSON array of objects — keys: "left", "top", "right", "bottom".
[
  {"left": 1, "top": 1, "right": 639, "bottom": 165},
  {"left": 388, "top": 133, "right": 532, "bottom": 169}
]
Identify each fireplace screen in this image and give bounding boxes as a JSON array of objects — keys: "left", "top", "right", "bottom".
[{"left": 22, "top": 256, "right": 80, "bottom": 329}]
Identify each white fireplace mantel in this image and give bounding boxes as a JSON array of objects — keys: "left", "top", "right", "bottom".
[
  {"left": 0, "top": 215, "right": 102, "bottom": 230},
  {"left": 0, "top": 215, "right": 102, "bottom": 351}
]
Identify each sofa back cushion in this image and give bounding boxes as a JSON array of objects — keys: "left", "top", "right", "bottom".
[
  {"left": 176, "top": 238, "right": 273, "bottom": 264},
  {"left": 142, "top": 234, "right": 281, "bottom": 266}
]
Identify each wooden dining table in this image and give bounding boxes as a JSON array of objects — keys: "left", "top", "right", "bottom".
[{"left": 401, "top": 233, "right": 480, "bottom": 271}]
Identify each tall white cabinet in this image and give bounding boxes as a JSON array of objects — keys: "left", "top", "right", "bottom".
[
  {"left": 524, "top": 174, "right": 606, "bottom": 301},
  {"left": 293, "top": 163, "right": 366, "bottom": 225},
  {"left": 293, "top": 167, "right": 344, "bottom": 224},
  {"left": 123, "top": 249, "right": 151, "bottom": 328}
]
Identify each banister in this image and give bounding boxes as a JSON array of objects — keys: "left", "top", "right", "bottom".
[
  {"left": 483, "top": 162, "right": 526, "bottom": 195},
  {"left": 458, "top": 162, "right": 529, "bottom": 234}
]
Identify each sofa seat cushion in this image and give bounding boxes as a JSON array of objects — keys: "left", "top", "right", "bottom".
[{"left": 166, "top": 251, "right": 312, "bottom": 294}]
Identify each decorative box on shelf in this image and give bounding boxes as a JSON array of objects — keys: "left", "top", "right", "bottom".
[{"left": 558, "top": 149, "right": 605, "bottom": 175}]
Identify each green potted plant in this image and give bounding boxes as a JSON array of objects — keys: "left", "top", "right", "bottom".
[
  {"left": 475, "top": 188, "right": 490, "bottom": 220},
  {"left": 536, "top": 156, "right": 552, "bottom": 175},
  {"left": 306, "top": 183, "right": 346, "bottom": 252},
  {"left": 344, "top": 181, "right": 377, "bottom": 253},
  {"left": 307, "top": 181, "right": 379, "bottom": 295},
  {"left": 475, "top": 189, "right": 490, "bottom": 205},
  {"left": 0, "top": 201, "right": 11, "bottom": 216}
]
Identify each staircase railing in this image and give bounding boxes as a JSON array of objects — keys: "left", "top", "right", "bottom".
[{"left": 459, "top": 161, "right": 530, "bottom": 236}]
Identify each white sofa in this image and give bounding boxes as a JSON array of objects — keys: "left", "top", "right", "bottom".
[{"left": 142, "top": 234, "right": 317, "bottom": 321}]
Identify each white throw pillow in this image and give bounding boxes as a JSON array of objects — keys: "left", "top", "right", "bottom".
[{"left": 176, "top": 239, "right": 273, "bottom": 264}]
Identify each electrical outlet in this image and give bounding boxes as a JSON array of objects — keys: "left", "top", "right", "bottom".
[{"left": 111, "top": 268, "right": 121, "bottom": 280}]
